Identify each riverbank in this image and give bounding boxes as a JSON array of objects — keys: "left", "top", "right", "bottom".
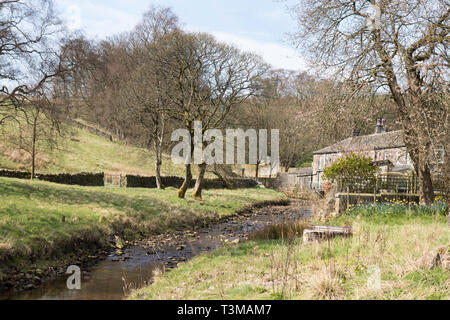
[
  {"left": 4, "top": 200, "right": 309, "bottom": 300},
  {"left": 0, "top": 177, "right": 285, "bottom": 293},
  {"left": 130, "top": 211, "right": 449, "bottom": 300}
]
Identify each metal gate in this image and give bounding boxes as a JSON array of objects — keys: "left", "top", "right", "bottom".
[{"left": 104, "top": 173, "right": 125, "bottom": 187}]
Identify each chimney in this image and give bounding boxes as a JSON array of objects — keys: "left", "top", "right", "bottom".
[{"left": 375, "top": 118, "right": 387, "bottom": 134}]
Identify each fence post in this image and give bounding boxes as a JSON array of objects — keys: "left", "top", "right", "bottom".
[
  {"left": 347, "top": 186, "right": 350, "bottom": 211},
  {"left": 414, "top": 172, "right": 417, "bottom": 194},
  {"left": 374, "top": 186, "right": 377, "bottom": 204}
]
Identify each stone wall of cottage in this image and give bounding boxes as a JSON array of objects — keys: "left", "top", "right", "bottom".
[{"left": 312, "top": 147, "right": 412, "bottom": 188}]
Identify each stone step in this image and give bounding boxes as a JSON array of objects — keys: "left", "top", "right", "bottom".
[{"left": 303, "top": 225, "right": 352, "bottom": 243}]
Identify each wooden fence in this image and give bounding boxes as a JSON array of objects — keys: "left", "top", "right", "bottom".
[{"left": 336, "top": 172, "right": 446, "bottom": 196}]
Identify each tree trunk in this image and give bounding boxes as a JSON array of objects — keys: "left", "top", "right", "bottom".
[
  {"left": 417, "top": 162, "right": 435, "bottom": 205},
  {"left": 192, "top": 162, "right": 207, "bottom": 200},
  {"left": 211, "top": 164, "right": 234, "bottom": 188},
  {"left": 155, "top": 158, "right": 163, "bottom": 189},
  {"left": 178, "top": 121, "right": 194, "bottom": 199},
  {"left": 403, "top": 124, "right": 435, "bottom": 205},
  {"left": 154, "top": 139, "right": 164, "bottom": 189},
  {"left": 30, "top": 115, "right": 37, "bottom": 180},
  {"left": 178, "top": 163, "right": 192, "bottom": 198},
  {"left": 403, "top": 56, "right": 435, "bottom": 205},
  {"left": 373, "top": 31, "right": 435, "bottom": 205}
]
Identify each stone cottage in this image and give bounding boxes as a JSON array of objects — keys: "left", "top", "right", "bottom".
[{"left": 310, "top": 119, "right": 414, "bottom": 189}]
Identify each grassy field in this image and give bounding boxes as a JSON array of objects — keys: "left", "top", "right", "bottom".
[
  {"left": 130, "top": 208, "right": 449, "bottom": 300},
  {"left": 0, "top": 123, "right": 186, "bottom": 176},
  {"left": 0, "top": 177, "right": 284, "bottom": 278}
]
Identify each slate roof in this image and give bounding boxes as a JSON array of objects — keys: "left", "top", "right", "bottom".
[{"left": 313, "top": 130, "right": 405, "bottom": 155}]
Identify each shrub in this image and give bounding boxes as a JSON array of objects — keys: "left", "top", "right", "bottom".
[{"left": 323, "top": 153, "right": 378, "bottom": 192}]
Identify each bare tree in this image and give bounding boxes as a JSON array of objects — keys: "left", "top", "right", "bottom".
[
  {"left": 291, "top": 0, "right": 449, "bottom": 204},
  {"left": 120, "top": 6, "right": 179, "bottom": 189},
  {"left": 120, "top": 66, "right": 170, "bottom": 188},
  {"left": 151, "top": 31, "right": 267, "bottom": 199},
  {"left": 0, "top": 0, "right": 76, "bottom": 179},
  {"left": 56, "top": 7, "right": 181, "bottom": 185},
  {"left": 3, "top": 77, "right": 62, "bottom": 178},
  {"left": 0, "top": 0, "right": 64, "bottom": 122},
  {"left": 54, "top": 36, "right": 102, "bottom": 121},
  {"left": 251, "top": 70, "right": 312, "bottom": 172},
  {"left": 239, "top": 70, "right": 397, "bottom": 173}
]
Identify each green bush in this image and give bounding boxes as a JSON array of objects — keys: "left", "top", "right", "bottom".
[{"left": 323, "top": 153, "right": 378, "bottom": 184}]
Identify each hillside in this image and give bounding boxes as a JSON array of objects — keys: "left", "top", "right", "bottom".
[{"left": 0, "top": 121, "right": 185, "bottom": 176}]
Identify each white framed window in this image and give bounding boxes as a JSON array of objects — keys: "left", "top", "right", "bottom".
[
  {"left": 434, "top": 145, "right": 445, "bottom": 164},
  {"left": 384, "top": 151, "right": 388, "bottom": 161},
  {"left": 395, "top": 150, "right": 402, "bottom": 164}
]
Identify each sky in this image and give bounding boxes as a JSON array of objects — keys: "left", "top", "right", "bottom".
[{"left": 54, "top": 0, "right": 307, "bottom": 71}]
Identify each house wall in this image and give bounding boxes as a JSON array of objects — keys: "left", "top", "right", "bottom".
[
  {"left": 312, "top": 147, "right": 412, "bottom": 189},
  {"left": 297, "top": 175, "right": 313, "bottom": 189},
  {"left": 373, "top": 147, "right": 411, "bottom": 165},
  {"left": 270, "top": 172, "right": 314, "bottom": 189}
]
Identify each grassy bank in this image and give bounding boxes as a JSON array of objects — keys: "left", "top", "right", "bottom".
[
  {"left": 0, "top": 177, "right": 285, "bottom": 279},
  {"left": 0, "top": 123, "right": 186, "bottom": 176},
  {"left": 130, "top": 205, "right": 449, "bottom": 300}
]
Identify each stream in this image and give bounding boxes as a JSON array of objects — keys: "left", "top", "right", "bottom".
[{"left": 2, "top": 202, "right": 311, "bottom": 300}]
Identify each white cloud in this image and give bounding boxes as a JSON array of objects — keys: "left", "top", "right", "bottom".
[
  {"left": 54, "top": 1, "right": 307, "bottom": 71},
  {"left": 211, "top": 31, "right": 308, "bottom": 71},
  {"left": 55, "top": 0, "right": 139, "bottom": 38}
]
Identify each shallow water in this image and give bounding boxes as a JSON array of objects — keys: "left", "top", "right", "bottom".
[{"left": 3, "top": 204, "right": 311, "bottom": 300}]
